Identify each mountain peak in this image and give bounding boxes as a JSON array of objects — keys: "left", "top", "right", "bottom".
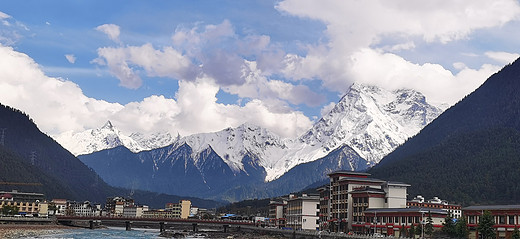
[{"left": 102, "top": 120, "right": 114, "bottom": 130}]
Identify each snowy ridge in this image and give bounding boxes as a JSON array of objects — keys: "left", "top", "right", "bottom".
[
  {"left": 59, "top": 83, "right": 444, "bottom": 182},
  {"left": 56, "top": 121, "right": 177, "bottom": 156}
]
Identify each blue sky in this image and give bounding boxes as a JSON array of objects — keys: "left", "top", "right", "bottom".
[{"left": 0, "top": 0, "right": 520, "bottom": 139}]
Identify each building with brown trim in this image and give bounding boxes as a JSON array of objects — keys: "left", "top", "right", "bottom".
[
  {"left": 463, "top": 205, "right": 520, "bottom": 239},
  {"left": 363, "top": 208, "right": 448, "bottom": 237},
  {"left": 408, "top": 195, "right": 462, "bottom": 218}
]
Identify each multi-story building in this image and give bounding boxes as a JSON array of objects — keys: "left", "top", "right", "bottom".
[
  {"left": 105, "top": 196, "right": 134, "bottom": 216},
  {"left": 327, "top": 171, "right": 409, "bottom": 232},
  {"left": 408, "top": 195, "right": 462, "bottom": 218},
  {"left": 268, "top": 199, "right": 287, "bottom": 228},
  {"left": 69, "top": 201, "right": 101, "bottom": 216},
  {"left": 286, "top": 194, "right": 319, "bottom": 231},
  {"left": 364, "top": 208, "right": 448, "bottom": 237},
  {"left": 317, "top": 186, "right": 330, "bottom": 231},
  {"left": 0, "top": 190, "right": 45, "bottom": 216},
  {"left": 165, "top": 200, "right": 191, "bottom": 219},
  {"left": 123, "top": 205, "right": 149, "bottom": 218},
  {"left": 463, "top": 205, "right": 520, "bottom": 239},
  {"left": 51, "top": 199, "right": 67, "bottom": 215}
]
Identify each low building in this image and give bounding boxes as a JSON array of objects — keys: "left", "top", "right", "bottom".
[
  {"left": 142, "top": 209, "right": 176, "bottom": 218},
  {"left": 0, "top": 190, "right": 45, "bottom": 216},
  {"left": 408, "top": 195, "right": 462, "bottom": 218},
  {"left": 364, "top": 208, "right": 448, "bottom": 237},
  {"left": 286, "top": 194, "right": 319, "bottom": 231},
  {"left": 463, "top": 205, "right": 520, "bottom": 239}
]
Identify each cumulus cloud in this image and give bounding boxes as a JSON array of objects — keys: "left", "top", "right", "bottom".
[
  {"left": 65, "top": 54, "right": 76, "bottom": 64},
  {"left": 276, "top": 0, "right": 520, "bottom": 104},
  {"left": 485, "top": 51, "right": 520, "bottom": 64},
  {"left": 95, "top": 24, "right": 121, "bottom": 43},
  {"left": 93, "top": 20, "right": 324, "bottom": 108},
  {"left": 0, "top": 45, "right": 312, "bottom": 140}
]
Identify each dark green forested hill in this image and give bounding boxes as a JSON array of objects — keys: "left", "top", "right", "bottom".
[
  {"left": 0, "top": 104, "right": 223, "bottom": 208},
  {"left": 369, "top": 58, "right": 520, "bottom": 205}
]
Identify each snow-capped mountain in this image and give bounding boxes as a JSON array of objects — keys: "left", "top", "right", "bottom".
[
  {"left": 77, "top": 83, "right": 444, "bottom": 201},
  {"left": 56, "top": 121, "right": 177, "bottom": 156},
  {"left": 156, "top": 83, "right": 444, "bottom": 181},
  {"left": 67, "top": 83, "right": 443, "bottom": 182},
  {"left": 298, "top": 84, "right": 443, "bottom": 167}
]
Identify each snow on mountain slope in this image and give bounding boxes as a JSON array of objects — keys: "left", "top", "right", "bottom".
[
  {"left": 56, "top": 121, "right": 176, "bottom": 156},
  {"left": 165, "top": 83, "right": 444, "bottom": 182},
  {"left": 58, "top": 83, "right": 443, "bottom": 182}
]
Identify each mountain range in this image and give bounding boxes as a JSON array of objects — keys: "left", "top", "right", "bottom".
[
  {"left": 369, "top": 57, "right": 520, "bottom": 205},
  {"left": 0, "top": 103, "right": 223, "bottom": 209},
  {"left": 76, "top": 83, "right": 444, "bottom": 201}
]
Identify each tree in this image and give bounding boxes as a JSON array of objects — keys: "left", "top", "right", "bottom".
[
  {"left": 425, "top": 213, "right": 434, "bottom": 237},
  {"left": 415, "top": 223, "right": 422, "bottom": 236},
  {"left": 512, "top": 226, "right": 520, "bottom": 239},
  {"left": 409, "top": 223, "right": 416, "bottom": 238},
  {"left": 455, "top": 216, "right": 469, "bottom": 238},
  {"left": 442, "top": 215, "right": 456, "bottom": 236},
  {"left": 478, "top": 211, "right": 495, "bottom": 239},
  {"left": 1, "top": 205, "right": 19, "bottom": 215}
]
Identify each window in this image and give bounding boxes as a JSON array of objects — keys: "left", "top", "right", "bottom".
[
  {"left": 469, "top": 216, "right": 475, "bottom": 224},
  {"left": 499, "top": 216, "right": 505, "bottom": 224},
  {"left": 509, "top": 216, "right": 515, "bottom": 225},
  {"left": 395, "top": 217, "right": 400, "bottom": 224}
]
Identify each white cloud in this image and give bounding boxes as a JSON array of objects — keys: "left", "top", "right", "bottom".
[
  {"left": 95, "top": 24, "right": 121, "bottom": 43},
  {"left": 275, "top": 0, "right": 520, "bottom": 104},
  {"left": 94, "top": 20, "right": 324, "bottom": 108},
  {"left": 65, "top": 54, "right": 76, "bottom": 64},
  {"left": 320, "top": 102, "right": 336, "bottom": 117},
  {"left": 0, "top": 45, "right": 312, "bottom": 140},
  {"left": 485, "top": 51, "right": 520, "bottom": 64}
]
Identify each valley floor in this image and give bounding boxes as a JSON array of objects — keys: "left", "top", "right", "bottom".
[{"left": 0, "top": 224, "right": 75, "bottom": 238}]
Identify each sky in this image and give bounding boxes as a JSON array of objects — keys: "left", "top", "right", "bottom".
[{"left": 0, "top": 0, "right": 520, "bottom": 140}]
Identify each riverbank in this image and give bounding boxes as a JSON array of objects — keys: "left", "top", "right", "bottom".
[{"left": 0, "top": 224, "right": 76, "bottom": 238}]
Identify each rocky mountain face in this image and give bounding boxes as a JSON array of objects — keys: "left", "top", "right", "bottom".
[{"left": 77, "top": 83, "right": 443, "bottom": 201}]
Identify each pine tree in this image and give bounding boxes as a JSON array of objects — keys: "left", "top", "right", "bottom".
[
  {"left": 478, "top": 211, "right": 495, "bottom": 239},
  {"left": 442, "top": 215, "right": 456, "bottom": 236},
  {"left": 512, "top": 226, "right": 520, "bottom": 239},
  {"left": 455, "top": 217, "right": 469, "bottom": 238},
  {"left": 409, "top": 224, "right": 416, "bottom": 238},
  {"left": 425, "top": 212, "right": 434, "bottom": 237}
]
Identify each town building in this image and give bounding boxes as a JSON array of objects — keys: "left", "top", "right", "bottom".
[
  {"left": 51, "top": 199, "right": 67, "bottom": 215},
  {"left": 327, "top": 171, "right": 409, "bottom": 232},
  {"left": 463, "top": 205, "right": 520, "bottom": 239},
  {"left": 142, "top": 209, "right": 176, "bottom": 218},
  {"left": 105, "top": 196, "right": 134, "bottom": 216},
  {"left": 68, "top": 201, "right": 101, "bottom": 216},
  {"left": 286, "top": 194, "right": 319, "bottom": 231},
  {"left": 317, "top": 186, "right": 330, "bottom": 231},
  {"left": 165, "top": 200, "right": 192, "bottom": 219},
  {"left": 268, "top": 199, "right": 287, "bottom": 228},
  {"left": 122, "top": 205, "right": 149, "bottom": 218},
  {"left": 0, "top": 190, "right": 45, "bottom": 216},
  {"left": 408, "top": 195, "right": 462, "bottom": 218},
  {"left": 363, "top": 208, "right": 448, "bottom": 237}
]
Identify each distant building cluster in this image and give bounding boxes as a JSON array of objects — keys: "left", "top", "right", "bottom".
[
  {"left": 0, "top": 190, "right": 213, "bottom": 220},
  {"left": 266, "top": 171, "right": 520, "bottom": 239}
]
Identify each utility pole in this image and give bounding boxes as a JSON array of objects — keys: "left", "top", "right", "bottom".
[
  {"left": 0, "top": 128, "right": 6, "bottom": 146},
  {"left": 30, "top": 151, "right": 36, "bottom": 166}
]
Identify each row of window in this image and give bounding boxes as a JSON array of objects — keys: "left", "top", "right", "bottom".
[{"left": 467, "top": 215, "right": 518, "bottom": 225}]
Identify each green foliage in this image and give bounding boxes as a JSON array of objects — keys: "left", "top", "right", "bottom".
[
  {"left": 409, "top": 224, "right": 415, "bottom": 238},
  {"left": 425, "top": 213, "right": 434, "bottom": 236},
  {"left": 415, "top": 223, "right": 422, "bottom": 235},
  {"left": 455, "top": 217, "right": 469, "bottom": 238},
  {"left": 478, "top": 211, "right": 496, "bottom": 239},
  {"left": 512, "top": 227, "right": 520, "bottom": 239},
  {"left": 1, "top": 205, "right": 19, "bottom": 215},
  {"left": 442, "top": 215, "right": 456, "bottom": 236}
]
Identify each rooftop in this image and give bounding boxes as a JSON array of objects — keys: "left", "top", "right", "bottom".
[{"left": 463, "top": 205, "right": 520, "bottom": 211}]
